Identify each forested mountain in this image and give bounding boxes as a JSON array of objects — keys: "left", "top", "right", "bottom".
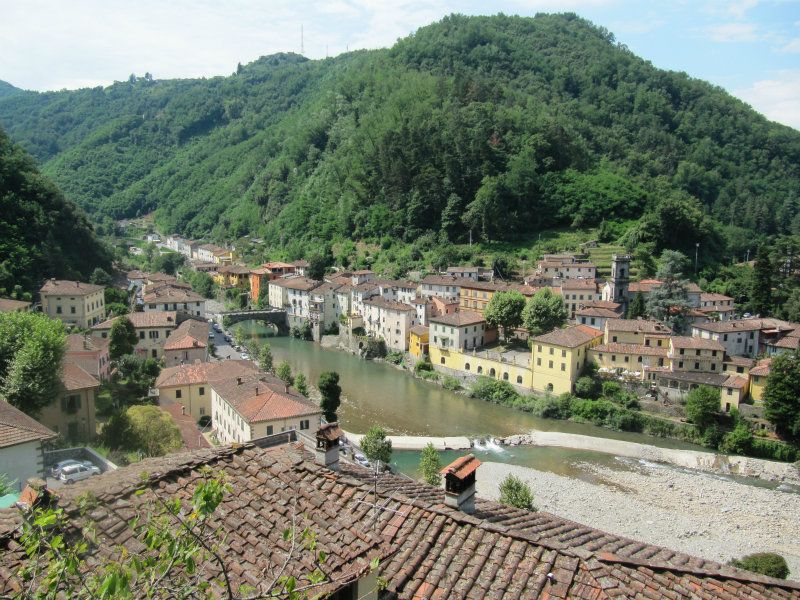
[
  {"left": 0, "top": 81, "right": 22, "bottom": 98},
  {"left": 1, "top": 14, "right": 799, "bottom": 266},
  {"left": 0, "top": 127, "right": 111, "bottom": 294}
]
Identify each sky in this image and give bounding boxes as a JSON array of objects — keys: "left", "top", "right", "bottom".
[{"left": 1, "top": 0, "right": 799, "bottom": 129}]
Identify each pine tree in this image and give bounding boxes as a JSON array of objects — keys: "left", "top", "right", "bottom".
[
  {"left": 626, "top": 292, "right": 646, "bottom": 319},
  {"left": 419, "top": 443, "right": 442, "bottom": 486}
]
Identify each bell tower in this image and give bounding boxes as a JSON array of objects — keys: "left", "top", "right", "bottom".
[{"left": 609, "top": 254, "right": 631, "bottom": 306}]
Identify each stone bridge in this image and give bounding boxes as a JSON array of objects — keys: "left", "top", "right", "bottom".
[{"left": 218, "top": 308, "right": 289, "bottom": 334}]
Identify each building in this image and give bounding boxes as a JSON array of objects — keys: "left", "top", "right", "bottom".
[
  {"left": 575, "top": 300, "right": 623, "bottom": 331},
  {"left": 40, "top": 279, "right": 106, "bottom": 328},
  {"left": 589, "top": 343, "right": 669, "bottom": 379},
  {"left": 212, "top": 247, "right": 236, "bottom": 265},
  {"left": 292, "top": 259, "right": 309, "bottom": 276},
  {"left": 558, "top": 279, "right": 601, "bottom": 318},
  {"left": 65, "top": 333, "right": 111, "bottom": 381},
  {"left": 0, "top": 298, "right": 31, "bottom": 313},
  {"left": 698, "top": 292, "right": 736, "bottom": 320},
  {"left": 154, "top": 360, "right": 261, "bottom": 422},
  {"left": 536, "top": 255, "right": 597, "bottom": 281},
  {"left": 361, "top": 297, "right": 418, "bottom": 351},
  {"left": 162, "top": 319, "right": 209, "bottom": 367},
  {"left": 603, "top": 254, "right": 631, "bottom": 305},
  {"left": 0, "top": 401, "right": 56, "bottom": 491},
  {"left": 530, "top": 325, "right": 603, "bottom": 394},
  {"left": 668, "top": 337, "right": 724, "bottom": 374},
  {"left": 37, "top": 361, "right": 100, "bottom": 442},
  {"left": 655, "top": 371, "right": 748, "bottom": 413},
  {"left": 308, "top": 282, "right": 342, "bottom": 331},
  {"left": 691, "top": 319, "right": 773, "bottom": 358},
  {"left": 376, "top": 279, "right": 417, "bottom": 305},
  {"left": 92, "top": 311, "right": 178, "bottom": 359},
  {"left": 211, "top": 374, "right": 323, "bottom": 443},
  {"left": 196, "top": 243, "right": 226, "bottom": 263},
  {"left": 142, "top": 286, "right": 206, "bottom": 318},
  {"left": 4, "top": 440, "right": 791, "bottom": 599},
  {"left": 212, "top": 264, "right": 250, "bottom": 289},
  {"left": 419, "top": 274, "right": 461, "bottom": 302},
  {"left": 350, "top": 281, "right": 380, "bottom": 316},
  {"left": 624, "top": 279, "right": 703, "bottom": 308},
  {"left": 268, "top": 277, "right": 321, "bottom": 323},
  {"left": 445, "top": 266, "right": 480, "bottom": 280},
  {"left": 604, "top": 319, "right": 672, "bottom": 346},
  {"left": 408, "top": 324, "right": 429, "bottom": 360},
  {"left": 749, "top": 358, "right": 772, "bottom": 405},
  {"left": 429, "top": 311, "right": 495, "bottom": 352}
]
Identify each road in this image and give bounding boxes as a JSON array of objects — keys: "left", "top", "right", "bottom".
[{"left": 208, "top": 320, "right": 248, "bottom": 361}]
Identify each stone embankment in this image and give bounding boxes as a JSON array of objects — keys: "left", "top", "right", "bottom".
[
  {"left": 344, "top": 431, "right": 471, "bottom": 451},
  {"left": 502, "top": 431, "right": 800, "bottom": 485},
  {"left": 477, "top": 460, "right": 800, "bottom": 578}
]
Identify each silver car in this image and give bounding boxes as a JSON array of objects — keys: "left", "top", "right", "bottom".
[
  {"left": 59, "top": 463, "right": 100, "bottom": 484},
  {"left": 51, "top": 459, "right": 93, "bottom": 478}
]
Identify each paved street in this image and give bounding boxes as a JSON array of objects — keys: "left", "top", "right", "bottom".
[{"left": 208, "top": 320, "right": 245, "bottom": 361}]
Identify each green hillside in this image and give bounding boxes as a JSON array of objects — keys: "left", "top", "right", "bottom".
[
  {"left": 0, "top": 80, "right": 22, "bottom": 98},
  {"left": 1, "top": 13, "right": 799, "bottom": 270},
  {"left": 0, "top": 127, "right": 111, "bottom": 294}
]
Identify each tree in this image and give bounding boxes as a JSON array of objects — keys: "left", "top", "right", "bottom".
[
  {"left": 306, "top": 253, "right": 328, "bottom": 280},
  {"left": 259, "top": 342, "right": 274, "bottom": 373},
  {"left": 90, "top": 267, "right": 113, "bottom": 286},
  {"left": 684, "top": 385, "right": 720, "bottom": 431},
  {"left": 108, "top": 317, "right": 138, "bottom": 360},
  {"left": 574, "top": 376, "right": 601, "bottom": 399},
  {"left": 484, "top": 290, "right": 525, "bottom": 341},
  {"left": 276, "top": 361, "right": 293, "bottom": 391},
  {"left": 730, "top": 553, "right": 789, "bottom": 579},
  {"left": 361, "top": 426, "right": 392, "bottom": 466},
  {"left": 318, "top": 371, "right": 341, "bottom": 422},
  {"left": 522, "top": 288, "right": 567, "bottom": 335},
  {"left": 419, "top": 443, "right": 442, "bottom": 486},
  {"left": 294, "top": 373, "right": 309, "bottom": 396},
  {"left": 126, "top": 405, "right": 183, "bottom": 457},
  {"left": 646, "top": 250, "right": 691, "bottom": 333},
  {"left": 752, "top": 245, "right": 773, "bottom": 316},
  {"left": 104, "top": 286, "right": 130, "bottom": 316},
  {"left": 498, "top": 474, "right": 536, "bottom": 510},
  {"left": 626, "top": 292, "right": 646, "bottom": 319},
  {"left": 150, "top": 251, "right": 185, "bottom": 275},
  {"left": 763, "top": 351, "right": 800, "bottom": 440},
  {"left": 0, "top": 311, "right": 66, "bottom": 416}
]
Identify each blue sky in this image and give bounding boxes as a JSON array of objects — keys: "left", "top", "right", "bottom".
[{"left": 1, "top": 0, "right": 799, "bottom": 128}]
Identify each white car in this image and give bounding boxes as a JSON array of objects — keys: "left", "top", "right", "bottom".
[
  {"left": 59, "top": 463, "right": 101, "bottom": 484},
  {"left": 240, "top": 353, "right": 250, "bottom": 360},
  {"left": 50, "top": 459, "right": 93, "bottom": 478},
  {"left": 354, "top": 453, "right": 371, "bottom": 468}
]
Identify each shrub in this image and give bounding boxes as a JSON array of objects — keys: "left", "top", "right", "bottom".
[
  {"left": 414, "top": 357, "right": 434, "bottom": 373},
  {"left": 601, "top": 381, "right": 622, "bottom": 398},
  {"left": 385, "top": 351, "right": 405, "bottom": 365},
  {"left": 730, "top": 553, "right": 789, "bottom": 579},
  {"left": 684, "top": 385, "right": 721, "bottom": 431},
  {"left": 198, "top": 415, "right": 212, "bottom": 428},
  {"left": 749, "top": 438, "right": 798, "bottom": 462},
  {"left": 498, "top": 474, "right": 536, "bottom": 510},
  {"left": 575, "top": 376, "right": 601, "bottom": 399},
  {"left": 718, "top": 424, "right": 753, "bottom": 455},
  {"left": 442, "top": 376, "right": 461, "bottom": 391},
  {"left": 470, "top": 377, "right": 519, "bottom": 405}
]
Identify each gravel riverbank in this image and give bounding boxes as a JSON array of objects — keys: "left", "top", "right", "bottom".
[{"left": 476, "top": 459, "right": 800, "bottom": 578}]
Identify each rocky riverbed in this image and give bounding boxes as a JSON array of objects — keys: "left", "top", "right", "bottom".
[{"left": 477, "top": 459, "right": 800, "bottom": 578}]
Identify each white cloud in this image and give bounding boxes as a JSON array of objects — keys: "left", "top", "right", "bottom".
[
  {"left": 734, "top": 70, "right": 800, "bottom": 130},
  {"left": 705, "top": 0, "right": 760, "bottom": 20},
  {"left": 779, "top": 37, "right": 800, "bottom": 52},
  {"left": 705, "top": 22, "right": 759, "bottom": 42}
]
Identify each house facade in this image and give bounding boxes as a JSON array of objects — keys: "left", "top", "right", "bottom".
[
  {"left": 0, "top": 402, "right": 56, "bottom": 491},
  {"left": 40, "top": 279, "right": 106, "bottom": 328},
  {"left": 38, "top": 361, "right": 100, "bottom": 442},
  {"left": 530, "top": 325, "right": 603, "bottom": 395},
  {"left": 361, "top": 297, "right": 418, "bottom": 351},
  {"left": 92, "top": 311, "right": 178, "bottom": 359},
  {"left": 65, "top": 334, "right": 111, "bottom": 380},
  {"left": 163, "top": 319, "right": 209, "bottom": 367}
]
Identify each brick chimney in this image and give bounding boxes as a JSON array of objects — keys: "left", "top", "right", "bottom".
[
  {"left": 315, "top": 422, "right": 343, "bottom": 471},
  {"left": 440, "top": 454, "right": 481, "bottom": 514}
]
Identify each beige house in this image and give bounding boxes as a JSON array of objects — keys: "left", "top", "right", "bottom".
[
  {"left": 37, "top": 361, "right": 99, "bottom": 442},
  {"left": 604, "top": 319, "right": 672, "bottom": 346},
  {"left": 163, "top": 319, "right": 209, "bottom": 367},
  {"left": 0, "top": 401, "right": 56, "bottom": 492},
  {"left": 142, "top": 286, "right": 206, "bottom": 318},
  {"left": 429, "top": 311, "right": 495, "bottom": 352},
  {"left": 65, "top": 333, "right": 111, "bottom": 380},
  {"left": 40, "top": 279, "right": 106, "bottom": 328},
  {"left": 668, "top": 336, "right": 724, "bottom": 374},
  {"left": 211, "top": 374, "right": 323, "bottom": 443},
  {"left": 154, "top": 360, "right": 260, "bottom": 422},
  {"left": 557, "top": 279, "right": 601, "bottom": 319},
  {"left": 92, "top": 311, "right": 178, "bottom": 359},
  {"left": 361, "top": 296, "right": 418, "bottom": 351}
]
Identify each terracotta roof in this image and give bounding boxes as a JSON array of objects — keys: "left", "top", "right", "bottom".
[
  {"left": 292, "top": 260, "right": 310, "bottom": 267},
  {"left": 723, "top": 375, "right": 749, "bottom": 389},
  {"left": 592, "top": 343, "right": 669, "bottom": 357},
  {"left": 606, "top": 319, "right": 672, "bottom": 334},
  {"left": 270, "top": 277, "right": 321, "bottom": 292},
  {"left": 440, "top": 454, "right": 481, "bottom": 478},
  {"left": 262, "top": 261, "right": 295, "bottom": 270},
  {"left": 316, "top": 422, "right": 343, "bottom": 442},
  {"left": 65, "top": 334, "right": 109, "bottom": 354},
  {"left": 700, "top": 292, "right": 734, "bottom": 303},
  {"left": 93, "top": 311, "right": 177, "bottom": 330},
  {"left": 446, "top": 266, "right": 478, "bottom": 273},
  {"left": 145, "top": 272, "right": 177, "bottom": 283},
  {"left": 61, "top": 361, "right": 100, "bottom": 391},
  {"left": 40, "top": 279, "right": 103, "bottom": 296},
  {"left": 723, "top": 355, "right": 756, "bottom": 368},
  {"left": 142, "top": 286, "right": 204, "bottom": 303},
  {"left": 0, "top": 401, "right": 56, "bottom": 449},
  {"left": 670, "top": 336, "right": 725, "bottom": 351},
  {"left": 582, "top": 300, "right": 622, "bottom": 310},
  {"left": 532, "top": 325, "right": 603, "bottom": 348},
  {"left": 352, "top": 281, "right": 379, "bottom": 293},
  {"left": 217, "top": 264, "right": 250, "bottom": 275},
  {"left": 575, "top": 306, "right": 620, "bottom": 318},
  {"left": 559, "top": 278, "right": 599, "bottom": 290},
  {"left": 656, "top": 371, "right": 732, "bottom": 387},
  {"left": 1, "top": 443, "right": 797, "bottom": 598},
  {"left": 409, "top": 324, "right": 429, "bottom": 336},
  {"left": 352, "top": 270, "right": 373, "bottom": 275},
  {"left": 155, "top": 360, "right": 259, "bottom": 388},
  {"left": 162, "top": 319, "right": 208, "bottom": 351},
  {"left": 693, "top": 318, "right": 795, "bottom": 334},
  {"left": 0, "top": 299, "right": 30, "bottom": 312},
  {"left": 420, "top": 274, "right": 461, "bottom": 286},
  {"left": 362, "top": 297, "right": 416, "bottom": 312},
  {"left": 311, "top": 282, "right": 342, "bottom": 295},
  {"left": 750, "top": 358, "right": 773, "bottom": 377},
  {"left": 771, "top": 335, "right": 800, "bottom": 350},
  {"left": 429, "top": 310, "right": 486, "bottom": 327},
  {"left": 211, "top": 375, "right": 322, "bottom": 423},
  {"left": 160, "top": 402, "right": 211, "bottom": 450}
]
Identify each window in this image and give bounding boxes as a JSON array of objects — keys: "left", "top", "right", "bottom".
[
  {"left": 149, "top": 330, "right": 159, "bottom": 339},
  {"left": 624, "top": 356, "right": 629, "bottom": 363},
  {"left": 440, "top": 357, "right": 445, "bottom": 364},
  {"left": 537, "top": 345, "right": 542, "bottom": 352},
  {"left": 548, "top": 360, "right": 553, "bottom": 369},
  {"left": 546, "top": 383, "right": 554, "bottom": 392},
  {"left": 199, "top": 407, "right": 205, "bottom": 416},
  {"left": 549, "top": 347, "right": 554, "bottom": 355},
  {"left": 101, "top": 332, "right": 108, "bottom": 339},
  {"left": 637, "top": 356, "right": 643, "bottom": 363},
  {"left": 536, "top": 358, "right": 541, "bottom": 366},
  {"left": 678, "top": 361, "right": 684, "bottom": 368},
  {"left": 711, "top": 364, "right": 716, "bottom": 371},
  {"left": 266, "top": 425, "right": 274, "bottom": 435},
  {"left": 561, "top": 349, "right": 566, "bottom": 358},
  {"left": 724, "top": 334, "right": 728, "bottom": 341},
  {"left": 612, "top": 335, "right": 617, "bottom": 342},
  {"left": 503, "top": 372, "right": 509, "bottom": 380},
  {"left": 56, "top": 306, "right": 62, "bottom": 314},
  {"left": 176, "top": 390, "right": 182, "bottom": 399},
  {"left": 70, "top": 306, "right": 76, "bottom": 314},
  {"left": 726, "top": 388, "right": 732, "bottom": 396},
  {"left": 694, "top": 362, "right": 700, "bottom": 370},
  {"left": 611, "top": 355, "right": 616, "bottom": 362},
  {"left": 560, "top": 363, "right": 566, "bottom": 371},
  {"left": 465, "top": 363, "right": 470, "bottom": 371},
  {"left": 695, "top": 349, "right": 701, "bottom": 356},
  {"left": 139, "top": 331, "right": 145, "bottom": 339},
  {"left": 679, "top": 349, "right": 685, "bottom": 355},
  {"left": 199, "top": 387, "right": 205, "bottom": 395},
  {"left": 300, "top": 420, "right": 310, "bottom": 430},
  {"left": 489, "top": 368, "right": 496, "bottom": 377}
]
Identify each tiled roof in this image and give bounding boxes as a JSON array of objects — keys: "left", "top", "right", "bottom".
[
  {"left": 353, "top": 281, "right": 379, "bottom": 292},
  {"left": 409, "top": 324, "right": 429, "bottom": 336},
  {"left": 155, "top": 359, "right": 259, "bottom": 388},
  {"left": 446, "top": 266, "right": 478, "bottom": 273},
  {"left": 723, "top": 355, "right": 756, "bottom": 368},
  {"left": 1, "top": 443, "right": 797, "bottom": 598},
  {"left": 532, "top": 325, "right": 603, "bottom": 348},
  {"left": 429, "top": 310, "right": 485, "bottom": 326},
  {"left": 65, "top": 334, "right": 109, "bottom": 354},
  {"left": 217, "top": 264, "right": 250, "bottom": 275},
  {"left": 0, "top": 401, "right": 56, "bottom": 449},
  {"left": 693, "top": 318, "right": 796, "bottom": 334},
  {"left": 311, "top": 282, "right": 342, "bottom": 295},
  {"left": 656, "top": 371, "right": 731, "bottom": 387},
  {"left": 142, "top": 286, "right": 204, "bottom": 303},
  {"left": 575, "top": 306, "right": 620, "bottom": 318},
  {"left": 211, "top": 375, "right": 322, "bottom": 423},
  {"left": 61, "top": 361, "right": 100, "bottom": 391},
  {"left": 559, "top": 278, "right": 599, "bottom": 290},
  {"left": 440, "top": 454, "right": 481, "bottom": 478},
  {"left": 162, "top": 319, "right": 208, "bottom": 351},
  {"left": 420, "top": 274, "right": 461, "bottom": 286},
  {"left": 352, "top": 269, "right": 373, "bottom": 275},
  {"left": 723, "top": 375, "right": 749, "bottom": 389},
  {"left": 39, "top": 279, "right": 103, "bottom": 296},
  {"left": 262, "top": 261, "right": 295, "bottom": 269},
  {"left": 362, "top": 297, "right": 416, "bottom": 312},
  {"left": 670, "top": 336, "right": 725, "bottom": 351},
  {"left": 92, "top": 311, "right": 177, "bottom": 330},
  {"left": 270, "top": 277, "right": 321, "bottom": 292},
  {"left": 750, "top": 358, "right": 773, "bottom": 377},
  {"left": 700, "top": 292, "right": 734, "bottom": 302},
  {"left": 606, "top": 319, "right": 672, "bottom": 334},
  {"left": 159, "top": 402, "right": 211, "bottom": 450},
  {"left": 581, "top": 300, "right": 622, "bottom": 310},
  {"left": 0, "top": 299, "right": 31, "bottom": 312},
  {"left": 771, "top": 335, "right": 800, "bottom": 350},
  {"left": 292, "top": 259, "right": 310, "bottom": 267},
  {"left": 592, "top": 343, "right": 669, "bottom": 357}
]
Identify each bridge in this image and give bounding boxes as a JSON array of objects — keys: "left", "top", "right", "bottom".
[{"left": 217, "top": 308, "right": 289, "bottom": 334}]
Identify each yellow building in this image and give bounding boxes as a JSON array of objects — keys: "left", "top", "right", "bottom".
[
  {"left": 589, "top": 343, "right": 669, "bottom": 380},
  {"left": 37, "top": 361, "right": 99, "bottom": 442},
  {"left": 530, "top": 325, "right": 603, "bottom": 394},
  {"left": 213, "top": 264, "right": 251, "bottom": 288},
  {"left": 212, "top": 248, "right": 237, "bottom": 265},
  {"left": 40, "top": 279, "right": 106, "bottom": 328},
  {"left": 603, "top": 319, "right": 672, "bottom": 346},
  {"left": 458, "top": 281, "right": 538, "bottom": 314},
  {"left": 409, "top": 325, "right": 429, "bottom": 359},
  {"left": 431, "top": 344, "right": 534, "bottom": 388},
  {"left": 748, "top": 359, "right": 771, "bottom": 404}
]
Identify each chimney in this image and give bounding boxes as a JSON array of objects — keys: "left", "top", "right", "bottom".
[
  {"left": 236, "top": 377, "right": 242, "bottom": 385},
  {"left": 255, "top": 386, "right": 259, "bottom": 396},
  {"left": 315, "top": 422, "right": 342, "bottom": 471},
  {"left": 440, "top": 454, "right": 482, "bottom": 514}
]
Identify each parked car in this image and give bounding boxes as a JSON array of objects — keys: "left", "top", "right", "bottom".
[
  {"left": 213, "top": 324, "right": 222, "bottom": 332},
  {"left": 50, "top": 459, "right": 93, "bottom": 478},
  {"left": 208, "top": 331, "right": 215, "bottom": 339},
  {"left": 240, "top": 352, "right": 250, "bottom": 360},
  {"left": 59, "top": 463, "right": 101, "bottom": 484},
  {"left": 223, "top": 335, "right": 232, "bottom": 343},
  {"left": 354, "top": 453, "right": 371, "bottom": 468}
]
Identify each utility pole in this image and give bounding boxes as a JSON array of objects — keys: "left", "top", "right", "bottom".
[
  {"left": 469, "top": 229, "right": 472, "bottom": 247},
  {"left": 695, "top": 242, "right": 700, "bottom": 274}
]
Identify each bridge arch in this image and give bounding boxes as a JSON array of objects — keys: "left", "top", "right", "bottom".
[{"left": 218, "top": 308, "right": 289, "bottom": 335}]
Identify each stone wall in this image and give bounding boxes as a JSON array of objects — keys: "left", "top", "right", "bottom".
[{"left": 44, "top": 447, "right": 118, "bottom": 473}]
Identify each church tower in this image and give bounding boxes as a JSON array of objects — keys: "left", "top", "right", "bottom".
[{"left": 608, "top": 254, "right": 631, "bottom": 306}]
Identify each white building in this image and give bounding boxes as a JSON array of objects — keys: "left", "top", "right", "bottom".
[
  {"left": 419, "top": 274, "right": 461, "bottom": 302},
  {"left": 142, "top": 286, "right": 206, "bottom": 318},
  {"left": 429, "top": 311, "right": 492, "bottom": 351},
  {"left": 377, "top": 280, "right": 418, "bottom": 305},
  {"left": 0, "top": 402, "right": 56, "bottom": 492},
  {"left": 269, "top": 277, "right": 321, "bottom": 322},
  {"left": 361, "top": 297, "right": 418, "bottom": 351},
  {"left": 92, "top": 311, "right": 178, "bottom": 359}
]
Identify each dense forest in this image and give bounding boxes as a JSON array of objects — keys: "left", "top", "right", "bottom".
[
  {"left": 1, "top": 14, "right": 799, "bottom": 269},
  {"left": 0, "top": 127, "right": 111, "bottom": 295}
]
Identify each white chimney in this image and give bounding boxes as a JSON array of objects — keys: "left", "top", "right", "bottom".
[
  {"left": 315, "top": 423, "right": 342, "bottom": 471},
  {"left": 441, "top": 454, "right": 481, "bottom": 514}
]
